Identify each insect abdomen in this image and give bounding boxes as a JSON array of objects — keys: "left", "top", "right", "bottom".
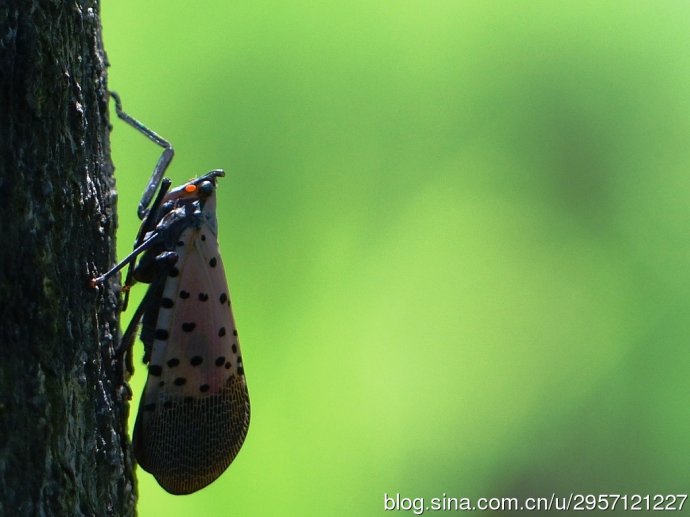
[{"left": 133, "top": 374, "right": 250, "bottom": 495}]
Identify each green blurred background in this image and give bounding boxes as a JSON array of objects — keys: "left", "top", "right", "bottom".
[{"left": 103, "top": 1, "right": 690, "bottom": 515}]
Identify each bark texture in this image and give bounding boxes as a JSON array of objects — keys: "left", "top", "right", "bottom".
[{"left": 0, "top": 1, "right": 135, "bottom": 515}]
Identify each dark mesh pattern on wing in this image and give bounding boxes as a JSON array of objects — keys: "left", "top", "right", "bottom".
[{"left": 133, "top": 375, "right": 250, "bottom": 495}]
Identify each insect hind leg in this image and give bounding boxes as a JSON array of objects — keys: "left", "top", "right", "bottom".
[
  {"left": 110, "top": 91, "right": 174, "bottom": 219},
  {"left": 119, "top": 251, "right": 179, "bottom": 373}
]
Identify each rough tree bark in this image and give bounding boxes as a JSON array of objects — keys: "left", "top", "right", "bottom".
[{"left": 0, "top": 1, "right": 135, "bottom": 515}]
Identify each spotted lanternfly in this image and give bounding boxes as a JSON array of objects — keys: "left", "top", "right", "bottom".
[{"left": 93, "top": 92, "right": 250, "bottom": 495}]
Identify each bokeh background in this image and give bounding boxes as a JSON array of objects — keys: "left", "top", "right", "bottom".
[{"left": 103, "top": 2, "right": 690, "bottom": 515}]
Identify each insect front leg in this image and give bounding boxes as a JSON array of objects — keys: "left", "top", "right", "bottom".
[
  {"left": 90, "top": 231, "right": 164, "bottom": 287},
  {"left": 122, "top": 178, "right": 173, "bottom": 310},
  {"left": 110, "top": 92, "right": 175, "bottom": 219}
]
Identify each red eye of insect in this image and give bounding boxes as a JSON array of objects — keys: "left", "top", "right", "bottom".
[{"left": 184, "top": 184, "right": 197, "bottom": 193}]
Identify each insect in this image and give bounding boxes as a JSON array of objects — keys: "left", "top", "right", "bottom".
[{"left": 93, "top": 92, "right": 250, "bottom": 495}]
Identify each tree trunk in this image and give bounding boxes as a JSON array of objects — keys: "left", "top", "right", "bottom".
[{"left": 0, "top": 1, "right": 135, "bottom": 515}]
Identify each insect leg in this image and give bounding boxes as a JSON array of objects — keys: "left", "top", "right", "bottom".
[
  {"left": 120, "top": 252, "right": 178, "bottom": 370},
  {"left": 119, "top": 266, "right": 170, "bottom": 375},
  {"left": 110, "top": 91, "right": 175, "bottom": 219},
  {"left": 122, "top": 178, "right": 173, "bottom": 311},
  {"left": 91, "top": 232, "right": 162, "bottom": 287},
  {"left": 113, "top": 273, "right": 165, "bottom": 388}
]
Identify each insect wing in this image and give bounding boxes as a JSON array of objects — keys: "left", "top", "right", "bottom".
[{"left": 133, "top": 218, "right": 249, "bottom": 495}]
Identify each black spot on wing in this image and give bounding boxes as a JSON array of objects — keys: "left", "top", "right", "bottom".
[
  {"left": 237, "top": 357, "right": 245, "bottom": 376},
  {"left": 198, "top": 292, "right": 209, "bottom": 301},
  {"left": 180, "top": 290, "right": 190, "bottom": 299},
  {"left": 182, "top": 322, "right": 196, "bottom": 332},
  {"left": 209, "top": 257, "right": 217, "bottom": 268}
]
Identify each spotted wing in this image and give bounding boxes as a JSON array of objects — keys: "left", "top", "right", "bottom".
[{"left": 133, "top": 223, "right": 250, "bottom": 495}]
